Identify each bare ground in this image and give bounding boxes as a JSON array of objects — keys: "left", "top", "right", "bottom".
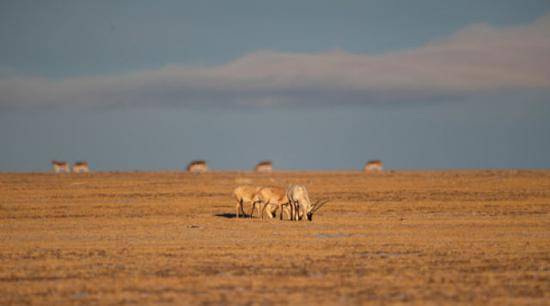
[{"left": 0, "top": 170, "right": 549, "bottom": 305}]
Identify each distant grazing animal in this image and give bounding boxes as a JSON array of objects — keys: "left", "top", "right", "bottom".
[
  {"left": 364, "top": 160, "right": 383, "bottom": 172},
  {"left": 256, "top": 187, "right": 293, "bottom": 220},
  {"left": 187, "top": 160, "right": 208, "bottom": 173},
  {"left": 72, "top": 161, "right": 90, "bottom": 173},
  {"left": 51, "top": 161, "right": 70, "bottom": 173},
  {"left": 287, "top": 184, "right": 329, "bottom": 221},
  {"left": 233, "top": 186, "right": 262, "bottom": 218},
  {"left": 254, "top": 160, "right": 273, "bottom": 173}
]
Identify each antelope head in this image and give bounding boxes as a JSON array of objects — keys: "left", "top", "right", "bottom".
[{"left": 306, "top": 198, "right": 329, "bottom": 221}]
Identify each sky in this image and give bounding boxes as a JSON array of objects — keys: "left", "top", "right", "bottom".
[{"left": 0, "top": 0, "right": 549, "bottom": 171}]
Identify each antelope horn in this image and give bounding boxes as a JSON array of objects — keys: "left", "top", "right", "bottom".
[
  {"left": 311, "top": 198, "right": 325, "bottom": 209},
  {"left": 311, "top": 199, "right": 329, "bottom": 214},
  {"left": 310, "top": 199, "right": 321, "bottom": 210}
]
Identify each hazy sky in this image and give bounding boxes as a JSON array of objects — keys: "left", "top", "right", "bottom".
[{"left": 1, "top": 0, "right": 549, "bottom": 171}]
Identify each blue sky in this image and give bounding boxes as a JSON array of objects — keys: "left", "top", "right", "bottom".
[{"left": 0, "top": 1, "right": 549, "bottom": 171}]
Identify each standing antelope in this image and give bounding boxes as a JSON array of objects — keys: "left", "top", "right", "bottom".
[
  {"left": 256, "top": 187, "right": 293, "bottom": 220},
  {"left": 254, "top": 160, "right": 273, "bottom": 173},
  {"left": 233, "top": 186, "right": 261, "bottom": 218},
  {"left": 72, "top": 161, "right": 90, "bottom": 173},
  {"left": 51, "top": 160, "right": 70, "bottom": 173},
  {"left": 187, "top": 160, "right": 208, "bottom": 173},
  {"left": 364, "top": 160, "right": 383, "bottom": 172},
  {"left": 287, "top": 184, "right": 329, "bottom": 221}
]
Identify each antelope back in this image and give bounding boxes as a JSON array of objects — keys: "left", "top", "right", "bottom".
[
  {"left": 259, "top": 187, "right": 287, "bottom": 203},
  {"left": 234, "top": 186, "right": 261, "bottom": 202}
]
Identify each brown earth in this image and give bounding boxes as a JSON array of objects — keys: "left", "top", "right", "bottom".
[{"left": 0, "top": 170, "right": 549, "bottom": 305}]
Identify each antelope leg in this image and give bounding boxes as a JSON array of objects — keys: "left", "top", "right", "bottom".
[
  {"left": 236, "top": 199, "right": 241, "bottom": 218},
  {"left": 249, "top": 202, "right": 256, "bottom": 218},
  {"left": 261, "top": 202, "right": 267, "bottom": 219}
]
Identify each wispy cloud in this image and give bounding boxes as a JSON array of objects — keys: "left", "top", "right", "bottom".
[{"left": 1, "top": 14, "right": 549, "bottom": 109}]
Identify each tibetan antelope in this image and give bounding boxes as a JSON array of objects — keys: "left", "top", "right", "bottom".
[
  {"left": 254, "top": 160, "right": 273, "bottom": 173},
  {"left": 51, "top": 160, "right": 70, "bottom": 173},
  {"left": 72, "top": 161, "right": 90, "bottom": 173},
  {"left": 287, "top": 184, "right": 329, "bottom": 221},
  {"left": 256, "top": 187, "right": 293, "bottom": 220},
  {"left": 187, "top": 160, "right": 208, "bottom": 173},
  {"left": 233, "top": 186, "right": 261, "bottom": 218},
  {"left": 364, "top": 160, "right": 383, "bottom": 172}
]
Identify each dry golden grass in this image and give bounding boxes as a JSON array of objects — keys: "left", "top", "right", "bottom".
[{"left": 1, "top": 170, "right": 549, "bottom": 305}]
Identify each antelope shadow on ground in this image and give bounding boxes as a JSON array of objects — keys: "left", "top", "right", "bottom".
[
  {"left": 214, "top": 213, "right": 241, "bottom": 219},
  {"left": 214, "top": 213, "right": 270, "bottom": 219}
]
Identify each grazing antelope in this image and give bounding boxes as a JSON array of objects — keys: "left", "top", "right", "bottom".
[
  {"left": 287, "top": 184, "right": 329, "bottom": 221},
  {"left": 51, "top": 160, "right": 70, "bottom": 173},
  {"left": 72, "top": 161, "right": 90, "bottom": 173},
  {"left": 364, "top": 160, "right": 383, "bottom": 172},
  {"left": 233, "top": 186, "right": 261, "bottom": 218},
  {"left": 254, "top": 160, "right": 273, "bottom": 173},
  {"left": 256, "top": 187, "right": 293, "bottom": 220},
  {"left": 187, "top": 160, "right": 208, "bottom": 173}
]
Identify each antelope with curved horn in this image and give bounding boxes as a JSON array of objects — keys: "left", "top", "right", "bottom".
[{"left": 287, "top": 184, "right": 329, "bottom": 221}]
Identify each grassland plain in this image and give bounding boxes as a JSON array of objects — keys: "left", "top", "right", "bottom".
[{"left": 0, "top": 170, "right": 549, "bottom": 305}]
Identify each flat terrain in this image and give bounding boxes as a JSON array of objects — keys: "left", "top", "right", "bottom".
[{"left": 1, "top": 170, "right": 549, "bottom": 305}]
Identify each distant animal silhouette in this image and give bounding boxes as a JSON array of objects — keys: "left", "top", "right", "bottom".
[
  {"left": 187, "top": 160, "right": 208, "bottom": 173},
  {"left": 254, "top": 160, "right": 273, "bottom": 173},
  {"left": 51, "top": 161, "right": 70, "bottom": 173},
  {"left": 364, "top": 160, "right": 383, "bottom": 172},
  {"left": 72, "top": 161, "right": 90, "bottom": 173}
]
